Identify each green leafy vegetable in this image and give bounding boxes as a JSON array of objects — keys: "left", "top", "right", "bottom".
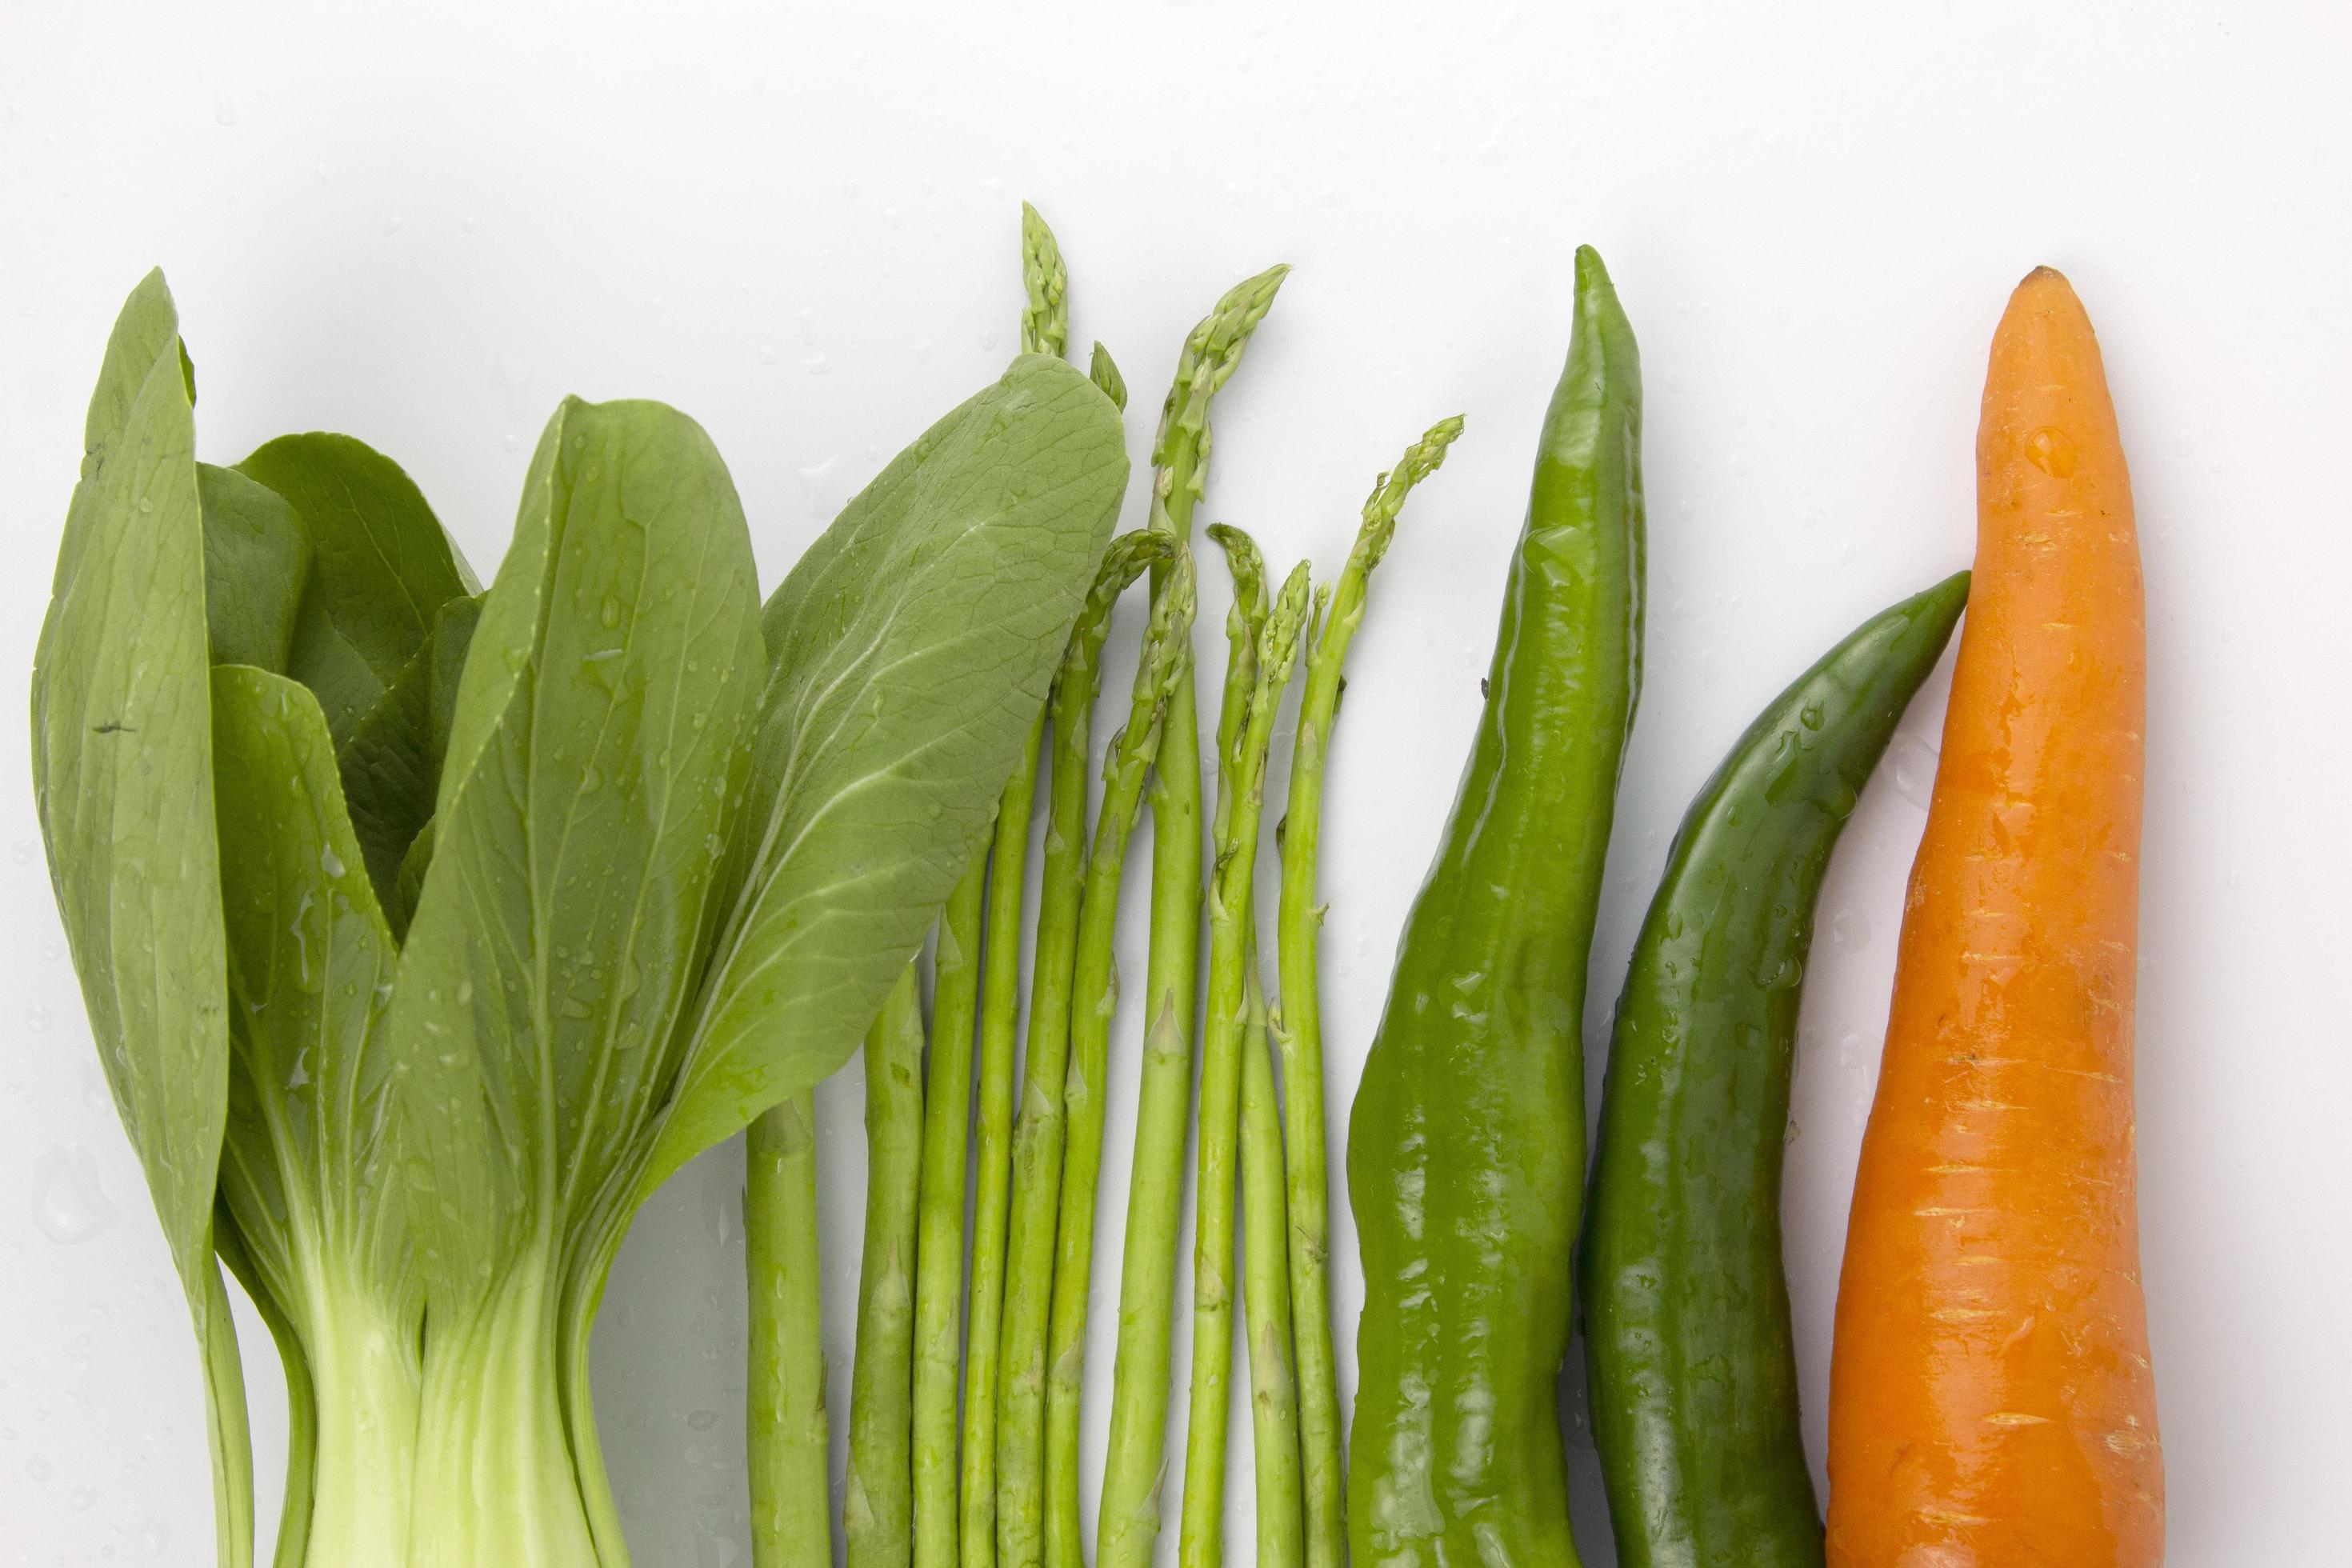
[
  {"left": 38, "top": 268, "right": 1129, "bottom": 1567},
  {"left": 210, "top": 666, "right": 419, "bottom": 1566},
  {"left": 235, "top": 432, "right": 475, "bottom": 746},
  {"left": 334, "top": 594, "right": 479, "bottom": 923},
  {"left": 195, "top": 462, "right": 311, "bottom": 673},
  {"left": 30, "top": 269, "right": 254, "bottom": 1568}
]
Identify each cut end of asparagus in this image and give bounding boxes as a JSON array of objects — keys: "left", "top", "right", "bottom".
[{"left": 1020, "top": 202, "right": 1070, "bottom": 361}]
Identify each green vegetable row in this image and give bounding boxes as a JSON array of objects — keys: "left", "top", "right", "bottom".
[
  {"left": 1346, "top": 250, "right": 1970, "bottom": 1568},
  {"left": 40, "top": 218, "right": 1967, "bottom": 1568}
]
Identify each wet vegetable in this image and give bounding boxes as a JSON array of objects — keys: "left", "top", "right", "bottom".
[
  {"left": 1582, "top": 573, "right": 1969, "bottom": 1567},
  {"left": 1346, "top": 244, "right": 1643, "bottom": 1568}
]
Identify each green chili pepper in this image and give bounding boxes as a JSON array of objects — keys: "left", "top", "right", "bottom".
[
  {"left": 1581, "top": 572, "right": 1968, "bottom": 1568},
  {"left": 1346, "top": 245, "right": 1642, "bottom": 1568}
]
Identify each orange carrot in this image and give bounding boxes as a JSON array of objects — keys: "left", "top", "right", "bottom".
[{"left": 1826, "top": 267, "right": 2161, "bottom": 1567}]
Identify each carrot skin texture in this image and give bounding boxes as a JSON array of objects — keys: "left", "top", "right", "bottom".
[
  {"left": 1582, "top": 573, "right": 1968, "bottom": 1568},
  {"left": 1827, "top": 267, "right": 2162, "bottom": 1566}
]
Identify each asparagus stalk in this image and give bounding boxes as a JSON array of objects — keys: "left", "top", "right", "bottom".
[
  {"left": 1273, "top": 417, "right": 1463, "bottom": 1568},
  {"left": 1097, "top": 265, "right": 1288, "bottom": 1568},
  {"left": 1178, "top": 549, "right": 1312, "bottom": 1568},
  {"left": 749, "top": 1090, "right": 832, "bottom": 1568},
  {"left": 960, "top": 715, "right": 1046, "bottom": 1568},
  {"left": 998, "top": 533, "right": 1176, "bottom": 1568},
  {"left": 914, "top": 855, "right": 990, "bottom": 1568},
  {"left": 847, "top": 966, "right": 930, "bottom": 1568},
  {"left": 1041, "top": 549, "right": 1200, "bottom": 1568},
  {"left": 962, "top": 203, "right": 1082, "bottom": 1568},
  {"left": 1238, "top": 951, "right": 1304, "bottom": 1568}
]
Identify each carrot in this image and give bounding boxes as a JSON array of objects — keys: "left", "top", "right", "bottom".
[{"left": 1826, "top": 266, "right": 2162, "bottom": 1567}]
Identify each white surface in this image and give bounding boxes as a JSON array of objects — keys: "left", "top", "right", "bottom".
[{"left": 2, "top": 2, "right": 2345, "bottom": 1562}]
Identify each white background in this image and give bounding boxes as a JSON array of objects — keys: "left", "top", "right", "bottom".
[{"left": 3, "top": 2, "right": 2345, "bottom": 1562}]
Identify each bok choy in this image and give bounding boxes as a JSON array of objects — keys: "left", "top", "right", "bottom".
[{"left": 31, "top": 269, "right": 1129, "bottom": 1566}]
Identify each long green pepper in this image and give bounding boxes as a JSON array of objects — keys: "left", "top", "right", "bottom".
[
  {"left": 1582, "top": 574, "right": 1969, "bottom": 1568},
  {"left": 1097, "top": 264, "right": 1289, "bottom": 1568},
  {"left": 1273, "top": 414, "right": 1463, "bottom": 1568},
  {"left": 1346, "top": 246, "right": 1644, "bottom": 1568}
]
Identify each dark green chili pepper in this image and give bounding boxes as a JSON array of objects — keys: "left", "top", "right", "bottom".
[
  {"left": 1580, "top": 572, "right": 1970, "bottom": 1568},
  {"left": 1346, "top": 245, "right": 1642, "bottom": 1568}
]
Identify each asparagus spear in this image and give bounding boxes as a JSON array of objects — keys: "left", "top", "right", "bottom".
[
  {"left": 1097, "top": 265, "right": 1289, "bottom": 1568},
  {"left": 998, "top": 532, "right": 1176, "bottom": 1568},
  {"left": 749, "top": 1090, "right": 831, "bottom": 1568},
  {"left": 1041, "top": 548, "right": 1200, "bottom": 1568},
  {"left": 1020, "top": 202, "right": 1069, "bottom": 359},
  {"left": 1272, "top": 417, "right": 1462, "bottom": 1566},
  {"left": 962, "top": 204, "right": 1080, "bottom": 1568},
  {"left": 1211, "top": 525, "right": 1310, "bottom": 1568},
  {"left": 1238, "top": 952, "right": 1303, "bottom": 1568},
  {"left": 960, "top": 714, "right": 1045, "bottom": 1568},
  {"left": 848, "top": 966, "right": 930, "bottom": 1568},
  {"left": 1178, "top": 550, "right": 1312, "bottom": 1568},
  {"left": 1088, "top": 342, "right": 1128, "bottom": 412},
  {"left": 914, "top": 856, "right": 989, "bottom": 1568}
]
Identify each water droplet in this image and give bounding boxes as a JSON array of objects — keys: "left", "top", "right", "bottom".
[
  {"left": 1830, "top": 909, "right": 1870, "bottom": 953},
  {"left": 382, "top": 214, "right": 402, "bottom": 237},
  {"left": 686, "top": 1407, "right": 719, "bottom": 1432},
  {"left": 601, "top": 597, "right": 623, "bottom": 629},
  {"left": 2226, "top": 870, "right": 2244, "bottom": 890},
  {"left": 213, "top": 90, "right": 238, "bottom": 127},
  {"left": 140, "top": 1517, "right": 170, "bottom": 1556},
  {"left": 1798, "top": 702, "right": 1824, "bottom": 731},
  {"left": 1888, "top": 734, "right": 1939, "bottom": 810},
  {"left": 1838, "top": 1030, "right": 1868, "bottom": 1067},
  {"left": 580, "top": 766, "right": 604, "bottom": 794},
  {"left": 318, "top": 845, "right": 346, "bottom": 879},
  {"left": 2024, "top": 426, "right": 2078, "bottom": 478},
  {"left": 455, "top": 980, "right": 474, "bottom": 1006},
  {"left": 32, "top": 1147, "right": 115, "bottom": 1244},
  {"left": 69, "top": 1484, "right": 94, "bottom": 1510},
  {"left": 25, "top": 1006, "right": 51, "bottom": 1034},
  {"left": 502, "top": 433, "right": 521, "bottom": 454}
]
